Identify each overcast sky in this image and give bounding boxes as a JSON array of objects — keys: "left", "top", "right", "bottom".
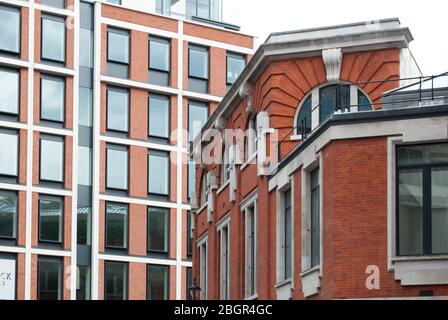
[{"left": 223, "top": 0, "right": 448, "bottom": 76}]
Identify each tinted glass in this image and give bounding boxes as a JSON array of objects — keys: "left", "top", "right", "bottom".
[
  {"left": 0, "top": 5, "right": 20, "bottom": 54},
  {"left": 40, "top": 138, "right": 64, "bottom": 182},
  {"left": 107, "top": 29, "right": 129, "bottom": 64},
  {"left": 105, "top": 262, "right": 127, "bottom": 300},
  {"left": 188, "top": 160, "right": 195, "bottom": 199},
  {"left": 106, "top": 148, "right": 128, "bottom": 190},
  {"left": 227, "top": 53, "right": 245, "bottom": 85},
  {"left": 149, "top": 95, "right": 169, "bottom": 138},
  {"left": 358, "top": 90, "right": 372, "bottom": 111},
  {"left": 297, "top": 96, "right": 312, "bottom": 136},
  {"left": 41, "top": 76, "right": 65, "bottom": 122},
  {"left": 78, "top": 146, "right": 92, "bottom": 186},
  {"left": 76, "top": 265, "right": 91, "bottom": 300},
  {"left": 0, "top": 131, "right": 18, "bottom": 177},
  {"left": 39, "top": 197, "right": 63, "bottom": 243},
  {"left": 79, "top": 87, "right": 93, "bottom": 127},
  {"left": 148, "top": 207, "right": 169, "bottom": 252},
  {"left": 41, "top": 0, "right": 65, "bottom": 9},
  {"left": 284, "top": 189, "right": 292, "bottom": 279},
  {"left": 42, "top": 16, "right": 66, "bottom": 62},
  {"left": 431, "top": 168, "right": 448, "bottom": 254},
  {"left": 38, "top": 258, "right": 62, "bottom": 300},
  {"left": 189, "top": 46, "right": 208, "bottom": 79},
  {"left": 398, "top": 143, "right": 448, "bottom": 166},
  {"left": 150, "top": 38, "right": 170, "bottom": 72},
  {"left": 0, "top": 191, "right": 17, "bottom": 239},
  {"left": 80, "top": 28, "right": 93, "bottom": 68},
  {"left": 77, "top": 206, "right": 91, "bottom": 245},
  {"left": 147, "top": 265, "right": 169, "bottom": 300},
  {"left": 148, "top": 153, "right": 169, "bottom": 195},
  {"left": 311, "top": 168, "right": 320, "bottom": 268},
  {"left": 106, "top": 203, "right": 128, "bottom": 249},
  {"left": 0, "top": 68, "right": 19, "bottom": 115},
  {"left": 107, "top": 88, "right": 129, "bottom": 132},
  {"left": 319, "top": 85, "right": 350, "bottom": 123},
  {"left": 188, "top": 102, "right": 208, "bottom": 142}
]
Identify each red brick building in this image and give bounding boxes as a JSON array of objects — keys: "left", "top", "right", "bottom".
[
  {"left": 191, "top": 19, "right": 448, "bottom": 300},
  {"left": 0, "top": 0, "right": 254, "bottom": 300}
]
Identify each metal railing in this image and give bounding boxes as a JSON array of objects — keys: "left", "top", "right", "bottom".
[{"left": 277, "top": 72, "right": 448, "bottom": 162}]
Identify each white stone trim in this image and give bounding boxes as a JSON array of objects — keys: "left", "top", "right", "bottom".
[
  {"left": 99, "top": 254, "right": 178, "bottom": 266},
  {"left": 99, "top": 194, "right": 191, "bottom": 211},
  {"left": 216, "top": 213, "right": 230, "bottom": 232},
  {"left": 31, "top": 187, "right": 73, "bottom": 197},
  {"left": 35, "top": 3, "right": 74, "bottom": 17},
  {"left": 0, "top": 56, "right": 30, "bottom": 68},
  {"left": 0, "top": 120, "right": 27, "bottom": 130},
  {"left": 183, "top": 34, "right": 254, "bottom": 55},
  {"left": 32, "top": 125, "right": 73, "bottom": 137},
  {"left": 322, "top": 48, "right": 342, "bottom": 82},
  {"left": 0, "top": 183, "right": 27, "bottom": 192},
  {"left": 101, "top": 75, "right": 179, "bottom": 96},
  {"left": 183, "top": 90, "right": 222, "bottom": 103},
  {"left": 100, "top": 135, "right": 177, "bottom": 152},
  {"left": 30, "top": 248, "right": 72, "bottom": 257},
  {"left": 34, "top": 63, "right": 76, "bottom": 77},
  {"left": 0, "top": 246, "right": 26, "bottom": 254}
]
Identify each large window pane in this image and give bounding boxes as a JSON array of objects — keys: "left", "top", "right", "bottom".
[
  {"left": 186, "top": 267, "right": 192, "bottom": 300},
  {"left": 80, "top": 28, "right": 93, "bottom": 68},
  {"left": 0, "top": 191, "right": 17, "bottom": 239},
  {"left": 107, "top": 29, "right": 129, "bottom": 64},
  {"left": 105, "top": 261, "right": 127, "bottom": 300},
  {"left": 398, "top": 143, "right": 448, "bottom": 166},
  {"left": 297, "top": 96, "right": 312, "bottom": 136},
  {"left": 148, "top": 153, "right": 169, "bottom": 195},
  {"left": 319, "top": 85, "right": 350, "bottom": 123},
  {"left": 107, "top": 88, "right": 129, "bottom": 132},
  {"left": 39, "top": 197, "right": 63, "bottom": 243},
  {"left": 106, "top": 146, "right": 128, "bottom": 190},
  {"left": 189, "top": 46, "right": 208, "bottom": 79},
  {"left": 78, "top": 146, "right": 92, "bottom": 186},
  {"left": 311, "top": 168, "right": 320, "bottom": 268},
  {"left": 41, "top": 0, "right": 65, "bottom": 9},
  {"left": 358, "top": 90, "right": 372, "bottom": 111},
  {"left": 398, "top": 169, "right": 423, "bottom": 256},
  {"left": 77, "top": 206, "right": 91, "bottom": 245},
  {"left": 197, "top": 0, "right": 210, "bottom": 19},
  {"left": 188, "top": 101, "right": 208, "bottom": 142},
  {"left": 0, "top": 130, "right": 18, "bottom": 177},
  {"left": 227, "top": 53, "right": 245, "bottom": 86},
  {"left": 147, "top": 265, "right": 169, "bottom": 300},
  {"left": 42, "top": 15, "right": 66, "bottom": 63},
  {"left": 38, "top": 257, "right": 62, "bottom": 300},
  {"left": 41, "top": 75, "right": 65, "bottom": 123},
  {"left": 79, "top": 87, "right": 93, "bottom": 127},
  {"left": 0, "top": 5, "right": 20, "bottom": 54},
  {"left": 149, "top": 95, "right": 169, "bottom": 139},
  {"left": 149, "top": 38, "right": 170, "bottom": 72},
  {"left": 76, "top": 266, "right": 91, "bottom": 300},
  {"left": 40, "top": 137, "right": 64, "bottom": 183},
  {"left": 432, "top": 168, "right": 448, "bottom": 254},
  {"left": 284, "top": 189, "right": 292, "bottom": 280},
  {"left": 188, "top": 160, "right": 196, "bottom": 200},
  {"left": 148, "top": 207, "right": 169, "bottom": 253},
  {"left": 106, "top": 203, "right": 128, "bottom": 249},
  {"left": 0, "top": 68, "right": 19, "bottom": 115}
]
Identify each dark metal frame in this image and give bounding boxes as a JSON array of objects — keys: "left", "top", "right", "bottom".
[
  {"left": 40, "top": 13, "right": 67, "bottom": 65},
  {"left": 147, "top": 150, "right": 170, "bottom": 197},
  {"left": 147, "top": 206, "right": 170, "bottom": 255},
  {"left": 106, "top": 86, "right": 130, "bottom": 134},
  {"left": 38, "top": 194, "right": 64, "bottom": 245},
  {"left": 0, "top": 190, "right": 18, "bottom": 241},
  {"left": 105, "top": 143, "right": 129, "bottom": 192},
  {"left": 148, "top": 93, "right": 171, "bottom": 140},
  {"left": 104, "top": 260, "right": 129, "bottom": 300},
  {"left": 0, "top": 4, "right": 21, "bottom": 57},
  {"left": 37, "top": 256, "right": 63, "bottom": 300},
  {"left": 39, "top": 134, "right": 65, "bottom": 184},
  {"left": 39, "top": 74, "right": 66, "bottom": 124},
  {"left": 105, "top": 201, "right": 129, "bottom": 251},
  {"left": 0, "top": 128, "right": 19, "bottom": 179},
  {"left": 146, "top": 264, "right": 170, "bottom": 300}
]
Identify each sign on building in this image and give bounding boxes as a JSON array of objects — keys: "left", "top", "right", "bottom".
[{"left": 0, "top": 258, "right": 16, "bottom": 300}]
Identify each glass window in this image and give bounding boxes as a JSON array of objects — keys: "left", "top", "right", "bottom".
[
  {"left": 107, "top": 0, "right": 122, "bottom": 4},
  {"left": 40, "top": 136, "right": 64, "bottom": 183},
  {"left": 107, "top": 87, "right": 129, "bottom": 133},
  {"left": 297, "top": 96, "right": 312, "bottom": 136},
  {"left": 220, "top": 225, "right": 229, "bottom": 299},
  {"left": 148, "top": 152, "right": 169, "bottom": 196},
  {"left": 156, "top": 0, "right": 170, "bottom": 15},
  {"left": 106, "top": 202, "right": 128, "bottom": 249},
  {"left": 106, "top": 146, "right": 128, "bottom": 191},
  {"left": 284, "top": 189, "right": 292, "bottom": 280},
  {"left": 200, "top": 173, "right": 207, "bottom": 207},
  {"left": 79, "top": 87, "right": 93, "bottom": 127},
  {"left": 245, "top": 204, "right": 256, "bottom": 297},
  {"left": 0, "top": 191, "right": 17, "bottom": 239},
  {"left": 38, "top": 257, "right": 62, "bottom": 300},
  {"left": 311, "top": 168, "right": 320, "bottom": 268},
  {"left": 41, "top": 0, "right": 65, "bottom": 9},
  {"left": 76, "top": 265, "right": 91, "bottom": 300},
  {"left": 227, "top": 53, "right": 245, "bottom": 86},
  {"left": 319, "top": 85, "right": 350, "bottom": 123},
  {"left": 247, "top": 115, "right": 258, "bottom": 158},
  {"left": 41, "top": 15, "right": 66, "bottom": 63},
  {"left": 186, "top": 267, "right": 192, "bottom": 300},
  {"left": 105, "top": 261, "right": 128, "bottom": 300},
  {"left": 0, "top": 68, "right": 19, "bottom": 115},
  {"left": 41, "top": 75, "right": 65, "bottom": 123},
  {"left": 149, "top": 94, "right": 169, "bottom": 139},
  {"left": 80, "top": 28, "right": 93, "bottom": 68},
  {"left": 107, "top": 28, "right": 129, "bottom": 64},
  {"left": 0, "top": 130, "right": 18, "bottom": 177},
  {"left": 78, "top": 146, "right": 92, "bottom": 186},
  {"left": 188, "top": 101, "right": 208, "bottom": 142},
  {"left": 147, "top": 265, "right": 169, "bottom": 300},
  {"left": 39, "top": 196, "right": 63, "bottom": 243},
  {"left": 77, "top": 206, "right": 91, "bottom": 245},
  {"left": 188, "top": 160, "right": 196, "bottom": 200},
  {"left": 187, "top": 211, "right": 193, "bottom": 256},
  {"left": 148, "top": 207, "right": 169, "bottom": 253},
  {"left": 397, "top": 143, "right": 448, "bottom": 256},
  {"left": 0, "top": 5, "right": 20, "bottom": 54},
  {"left": 189, "top": 45, "right": 208, "bottom": 79},
  {"left": 149, "top": 37, "right": 170, "bottom": 72},
  {"left": 358, "top": 90, "right": 372, "bottom": 111},
  {"left": 187, "top": 0, "right": 219, "bottom": 20}
]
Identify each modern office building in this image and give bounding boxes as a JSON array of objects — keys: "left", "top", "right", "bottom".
[
  {"left": 191, "top": 19, "right": 448, "bottom": 299},
  {"left": 0, "top": 0, "right": 254, "bottom": 300}
]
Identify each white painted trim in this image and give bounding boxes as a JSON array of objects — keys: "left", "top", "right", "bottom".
[
  {"left": 183, "top": 35, "right": 254, "bottom": 55},
  {"left": 99, "top": 254, "right": 177, "bottom": 266},
  {"left": 30, "top": 248, "right": 72, "bottom": 257},
  {"left": 216, "top": 213, "right": 230, "bottom": 231},
  {"left": 240, "top": 152, "right": 257, "bottom": 172},
  {"left": 98, "top": 194, "right": 191, "bottom": 211},
  {"left": 101, "top": 17, "right": 179, "bottom": 40},
  {"left": 101, "top": 75, "right": 179, "bottom": 95},
  {"left": 91, "top": 0, "right": 102, "bottom": 301},
  {"left": 0, "top": 183, "right": 27, "bottom": 192},
  {"left": 0, "top": 120, "right": 27, "bottom": 130},
  {"left": 0, "top": 246, "right": 26, "bottom": 254},
  {"left": 183, "top": 90, "right": 222, "bottom": 103},
  {"left": 34, "top": 3, "right": 74, "bottom": 17},
  {"left": 239, "top": 189, "right": 258, "bottom": 211},
  {"left": 32, "top": 125, "right": 73, "bottom": 137},
  {"left": 0, "top": 0, "right": 28, "bottom": 8},
  {"left": 0, "top": 56, "right": 30, "bottom": 68},
  {"left": 216, "top": 181, "right": 229, "bottom": 195},
  {"left": 31, "top": 187, "right": 72, "bottom": 197},
  {"left": 100, "top": 135, "right": 177, "bottom": 152},
  {"left": 34, "top": 63, "right": 76, "bottom": 77},
  {"left": 24, "top": 0, "right": 35, "bottom": 300},
  {"left": 197, "top": 232, "right": 208, "bottom": 247}
]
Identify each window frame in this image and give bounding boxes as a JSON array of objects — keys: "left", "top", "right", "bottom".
[
  {"left": 40, "top": 0, "right": 66, "bottom": 9},
  {"left": 105, "top": 144, "right": 129, "bottom": 192},
  {"left": 188, "top": 44, "right": 209, "bottom": 81},
  {"left": 105, "top": 202, "right": 129, "bottom": 250},
  {"left": 40, "top": 14, "right": 66, "bottom": 64},
  {"left": 147, "top": 150, "right": 170, "bottom": 197},
  {"left": 0, "top": 190, "right": 18, "bottom": 241},
  {"left": 147, "top": 264, "right": 169, "bottom": 300},
  {"left": 149, "top": 36, "right": 171, "bottom": 73},
  {"left": 310, "top": 167, "right": 320, "bottom": 269},
  {"left": 0, "top": 4, "right": 21, "bottom": 56},
  {"left": 39, "top": 134, "right": 65, "bottom": 184},
  {"left": 106, "top": 86, "right": 129, "bottom": 134},
  {"left": 147, "top": 206, "right": 170, "bottom": 254},
  {"left": 0, "top": 67, "right": 20, "bottom": 117},
  {"left": 107, "top": 27, "right": 130, "bottom": 65},
  {"left": 188, "top": 100, "right": 209, "bottom": 143},
  {"left": 38, "top": 195, "right": 64, "bottom": 245},
  {"left": 104, "top": 261, "right": 128, "bottom": 300},
  {"left": 37, "top": 256, "right": 63, "bottom": 300},
  {"left": 40, "top": 74, "right": 66, "bottom": 124},
  {"left": 226, "top": 51, "right": 245, "bottom": 87},
  {"left": 0, "top": 128, "right": 19, "bottom": 179},
  {"left": 396, "top": 142, "right": 448, "bottom": 256},
  {"left": 148, "top": 93, "right": 170, "bottom": 140}
]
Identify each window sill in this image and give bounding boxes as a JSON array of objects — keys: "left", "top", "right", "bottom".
[
  {"left": 290, "top": 135, "right": 302, "bottom": 141},
  {"left": 393, "top": 256, "right": 448, "bottom": 286},
  {"left": 245, "top": 293, "right": 258, "bottom": 301},
  {"left": 275, "top": 279, "right": 293, "bottom": 300},
  {"left": 217, "top": 181, "right": 230, "bottom": 195},
  {"left": 300, "top": 266, "right": 321, "bottom": 298},
  {"left": 240, "top": 152, "right": 257, "bottom": 172},
  {"left": 198, "top": 203, "right": 208, "bottom": 214}
]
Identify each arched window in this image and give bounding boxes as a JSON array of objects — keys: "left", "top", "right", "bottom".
[
  {"left": 296, "top": 96, "right": 312, "bottom": 136},
  {"left": 358, "top": 89, "right": 372, "bottom": 111},
  {"left": 319, "top": 84, "right": 351, "bottom": 123},
  {"left": 200, "top": 173, "right": 208, "bottom": 207}
]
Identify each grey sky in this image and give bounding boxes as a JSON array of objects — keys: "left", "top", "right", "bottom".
[{"left": 223, "top": 0, "right": 448, "bottom": 75}]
